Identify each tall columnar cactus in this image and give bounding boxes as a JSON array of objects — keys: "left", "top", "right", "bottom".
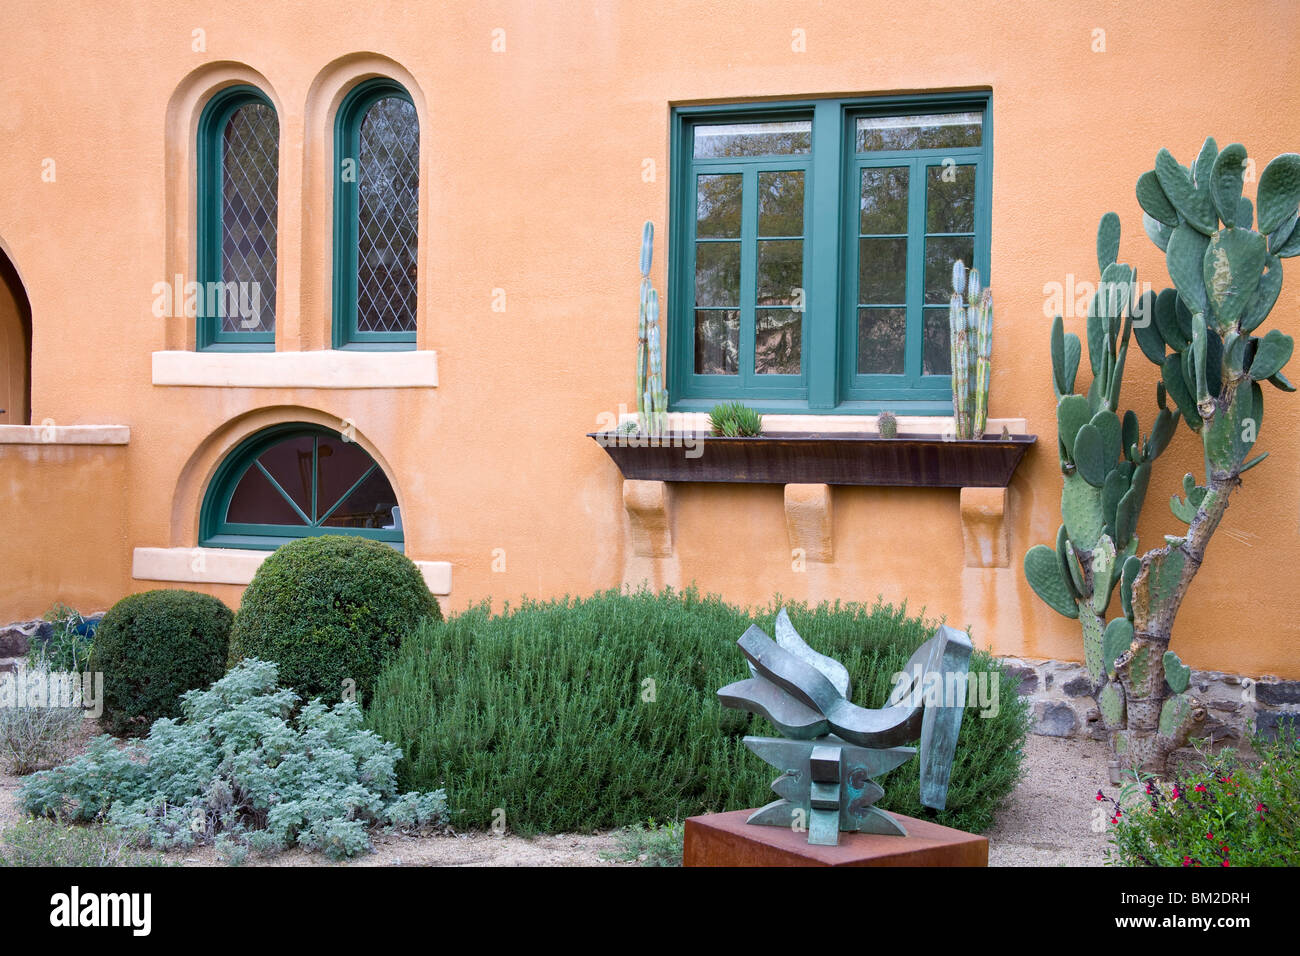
[
  {"left": 1024, "top": 215, "right": 1180, "bottom": 776},
  {"left": 949, "top": 261, "right": 993, "bottom": 438},
  {"left": 1027, "top": 139, "right": 1299, "bottom": 779},
  {"left": 637, "top": 221, "right": 669, "bottom": 437}
]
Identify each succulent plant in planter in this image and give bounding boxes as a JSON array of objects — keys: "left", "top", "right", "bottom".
[
  {"left": 877, "top": 410, "right": 898, "bottom": 439},
  {"left": 708, "top": 401, "right": 763, "bottom": 437},
  {"left": 950, "top": 260, "right": 994, "bottom": 439}
]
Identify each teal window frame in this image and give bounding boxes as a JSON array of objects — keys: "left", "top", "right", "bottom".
[
  {"left": 332, "top": 78, "right": 419, "bottom": 350},
  {"left": 196, "top": 85, "right": 278, "bottom": 352},
  {"left": 200, "top": 423, "right": 404, "bottom": 551},
  {"left": 669, "top": 92, "right": 992, "bottom": 414}
]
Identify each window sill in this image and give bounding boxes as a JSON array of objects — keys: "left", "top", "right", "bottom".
[
  {"left": 0, "top": 424, "right": 130, "bottom": 445},
  {"left": 589, "top": 422, "right": 1035, "bottom": 488},
  {"left": 131, "top": 546, "right": 452, "bottom": 595},
  {"left": 151, "top": 350, "right": 438, "bottom": 388}
]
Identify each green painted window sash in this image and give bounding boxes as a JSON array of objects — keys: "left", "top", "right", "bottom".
[
  {"left": 199, "top": 424, "right": 403, "bottom": 551},
  {"left": 669, "top": 93, "right": 992, "bottom": 414},
  {"left": 196, "top": 85, "right": 276, "bottom": 351},
  {"left": 332, "top": 79, "right": 418, "bottom": 349}
]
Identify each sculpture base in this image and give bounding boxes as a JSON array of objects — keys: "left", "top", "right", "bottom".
[{"left": 683, "top": 809, "right": 987, "bottom": 867}]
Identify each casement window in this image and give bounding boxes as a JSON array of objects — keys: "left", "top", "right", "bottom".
[
  {"left": 196, "top": 86, "right": 279, "bottom": 350},
  {"left": 669, "top": 94, "right": 991, "bottom": 413},
  {"left": 201, "top": 425, "right": 403, "bottom": 550},
  {"left": 333, "top": 79, "right": 420, "bottom": 349}
]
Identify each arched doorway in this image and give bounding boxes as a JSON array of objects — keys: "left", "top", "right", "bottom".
[{"left": 0, "top": 249, "right": 32, "bottom": 425}]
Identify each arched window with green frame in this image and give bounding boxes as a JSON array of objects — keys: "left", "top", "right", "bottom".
[
  {"left": 196, "top": 85, "right": 279, "bottom": 350},
  {"left": 333, "top": 78, "right": 420, "bottom": 349},
  {"left": 201, "top": 424, "right": 403, "bottom": 550}
]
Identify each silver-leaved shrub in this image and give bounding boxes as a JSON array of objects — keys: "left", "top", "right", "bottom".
[{"left": 20, "top": 659, "right": 449, "bottom": 860}]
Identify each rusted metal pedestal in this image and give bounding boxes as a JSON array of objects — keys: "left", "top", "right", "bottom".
[{"left": 683, "top": 809, "right": 987, "bottom": 867}]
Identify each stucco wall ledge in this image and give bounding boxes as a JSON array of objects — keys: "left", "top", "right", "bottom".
[
  {"left": 152, "top": 350, "right": 438, "bottom": 388},
  {"left": 0, "top": 424, "right": 130, "bottom": 445},
  {"left": 132, "top": 546, "right": 452, "bottom": 595}
]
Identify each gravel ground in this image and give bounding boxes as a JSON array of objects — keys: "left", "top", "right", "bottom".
[{"left": 1, "top": 728, "right": 1116, "bottom": 867}]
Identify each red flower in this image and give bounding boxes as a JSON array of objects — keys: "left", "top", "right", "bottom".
[
  {"left": 1182, "top": 856, "right": 1191, "bottom": 867},
  {"left": 1205, "top": 832, "right": 1214, "bottom": 840},
  {"left": 1096, "top": 790, "right": 1105, "bottom": 801},
  {"left": 1256, "top": 803, "right": 1267, "bottom": 814},
  {"left": 1171, "top": 786, "right": 1182, "bottom": 800},
  {"left": 1221, "top": 860, "right": 1230, "bottom": 867},
  {"left": 1221, "top": 846, "right": 1230, "bottom": 854},
  {"left": 1194, "top": 784, "right": 1207, "bottom": 793}
]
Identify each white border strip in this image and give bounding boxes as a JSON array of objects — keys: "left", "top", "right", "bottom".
[
  {"left": 152, "top": 350, "right": 439, "bottom": 389},
  {"left": 0, "top": 424, "right": 130, "bottom": 445},
  {"left": 132, "top": 546, "right": 452, "bottom": 595}
]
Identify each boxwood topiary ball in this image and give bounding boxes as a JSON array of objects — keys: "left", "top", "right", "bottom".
[
  {"left": 229, "top": 536, "right": 440, "bottom": 707},
  {"left": 91, "top": 589, "right": 233, "bottom": 737}
]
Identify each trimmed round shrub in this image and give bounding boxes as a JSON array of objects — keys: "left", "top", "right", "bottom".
[
  {"left": 229, "top": 535, "right": 440, "bottom": 706},
  {"left": 367, "top": 586, "right": 1030, "bottom": 835},
  {"left": 92, "top": 589, "right": 233, "bottom": 737}
]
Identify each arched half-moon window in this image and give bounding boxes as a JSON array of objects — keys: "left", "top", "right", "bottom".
[
  {"left": 197, "top": 85, "right": 279, "bottom": 349},
  {"left": 201, "top": 425, "right": 402, "bottom": 549},
  {"left": 333, "top": 78, "right": 420, "bottom": 348}
]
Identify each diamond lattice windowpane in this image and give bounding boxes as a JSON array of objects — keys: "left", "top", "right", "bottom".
[
  {"left": 220, "top": 103, "right": 278, "bottom": 334},
  {"left": 357, "top": 97, "right": 419, "bottom": 334}
]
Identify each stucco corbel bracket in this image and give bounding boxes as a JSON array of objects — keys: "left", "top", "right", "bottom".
[
  {"left": 784, "top": 483, "right": 833, "bottom": 564},
  {"left": 623, "top": 479, "right": 672, "bottom": 557},
  {"left": 959, "top": 487, "right": 1009, "bottom": 568}
]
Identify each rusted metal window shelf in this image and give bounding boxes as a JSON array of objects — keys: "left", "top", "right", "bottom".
[{"left": 588, "top": 431, "right": 1036, "bottom": 488}]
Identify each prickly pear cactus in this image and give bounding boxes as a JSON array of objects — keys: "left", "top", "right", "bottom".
[{"left": 1030, "top": 139, "right": 1297, "bottom": 780}]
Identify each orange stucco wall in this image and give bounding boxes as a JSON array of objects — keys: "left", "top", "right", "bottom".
[{"left": 0, "top": 1, "right": 1296, "bottom": 678}]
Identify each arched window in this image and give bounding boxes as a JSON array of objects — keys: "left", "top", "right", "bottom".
[
  {"left": 201, "top": 425, "right": 403, "bottom": 550},
  {"left": 333, "top": 78, "right": 419, "bottom": 348},
  {"left": 197, "top": 85, "right": 279, "bottom": 350}
]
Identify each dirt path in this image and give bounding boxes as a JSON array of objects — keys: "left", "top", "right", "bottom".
[{"left": 2, "top": 731, "right": 1118, "bottom": 866}]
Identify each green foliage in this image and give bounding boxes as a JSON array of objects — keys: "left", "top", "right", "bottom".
[
  {"left": 367, "top": 587, "right": 1029, "bottom": 836},
  {"left": 92, "top": 590, "right": 232, "bottom": 738},
  {"left": 708, "top": 401, "right": 763, "bottom": 437},
  {"left": 602, "top": 820, "right": 684, "bottom": 867},
  {"left": 0, "top": 657, "right": 83, "bottom": 774},
  {"left": 0, "top": 818, "right": 170, "bottom": 867},
  {"left": 28, "top": 603, "right": 95, "bottom": 673},
  {"left": 1105, "top": 733, "right": 1300, "bottom": 866},
  {"left": 229, "top": 536, "right": 440, "bottom": 706},
  {"left": 19, "top": 659, "right": 449, "bottom": 861}
]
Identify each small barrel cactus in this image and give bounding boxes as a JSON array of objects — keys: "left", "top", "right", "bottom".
[{"left": 877, "top": 410, "right": 898, "bottom": 439}]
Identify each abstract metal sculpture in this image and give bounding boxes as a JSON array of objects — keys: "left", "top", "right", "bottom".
[{"left": 717, "top": 609, "right": 974, "bottom": 845}]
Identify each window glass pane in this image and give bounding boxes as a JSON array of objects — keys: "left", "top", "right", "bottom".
[
  {"left": 357, "top": 96, "right": 419, "bottom": 333},
  {"left": 695, "top": 242, "right": 740, "bottom": 306},
  {"left": 696, "top": 173, "right": 742, "bottom": 238},
  {"left": 320, "top": 468, "right": 398, "bottom": 529},
  {"left": 857, "top": 308, "right": 906, "bottom": 374},
  {"left": 858, "top": 238, "right": 907, "bottom": 303},
  {"left": 856, "top": 112, "right": 982, "bottom": 152},
  {"left": 758, "top": 170, "right": 804, "bottom": 236},
  {"left": 221, "top": 103, "right": 278, "bottom": 334},
  {"left": 757, "top": 239, "right": 802, "bottom": 306},
  {"left": 923, "top": 308, "right": 951, "bottom": 376},
  {"left": 860, "top": 167, "right": 909, "bottom": 234},
  {"left": 924, "top": 236, "right": 974, "bottom": 304},
  {"left": 927, "top": 165, "right": 976, "bottom": 233},
  {"left": 695, "top": 310, "right": 739, "bottom": 374},
  {"left": 693, "top": 121, "right": 811, "bottom": 158},
  {"left": 315, "top": 437, "right": 376, "bottom": 516},
  {"left": 253, "top": 436, "right": 314, "bottom": 516},
  {"left": 226, "top": 466, "right": 307, "bottom": 525},
  {"left": 755, "top": 310, "right": 800, "bottom": 375}
]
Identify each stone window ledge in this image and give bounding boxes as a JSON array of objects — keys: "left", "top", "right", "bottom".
[
  {"left": 0, "top": 424, "right": 130, "bottom": 445},
  {"left": 151, "top": 350, "right": 438, "bottom": 389},
  {"left": 132, "top": 546, "right": 452, "bottom": 595}
]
